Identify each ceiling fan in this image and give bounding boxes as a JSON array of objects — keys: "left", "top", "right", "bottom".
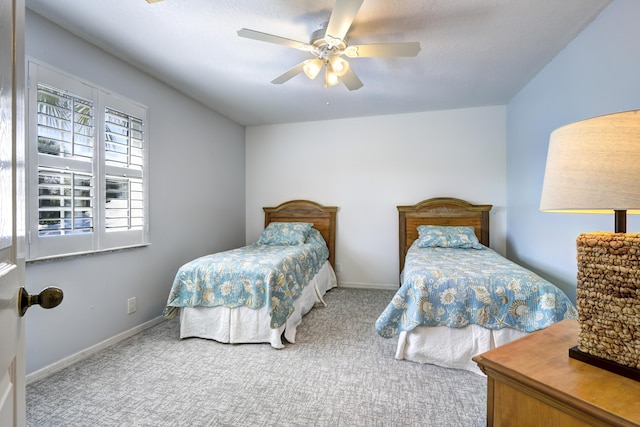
[{"left": 237, "top": 0, "right": 421, "bottom": 91}]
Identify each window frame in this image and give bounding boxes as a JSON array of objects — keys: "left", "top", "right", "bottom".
[{"left": 26, "top": 61, "right": 150, "bottom": 261}]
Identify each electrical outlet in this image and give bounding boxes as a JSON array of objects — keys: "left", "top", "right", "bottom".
[
  {"left": 127, "top": 297, "right": 137, "bottom": 314},
  {"left": 335, "top": 263, "right": 342, "bottom": 273}
]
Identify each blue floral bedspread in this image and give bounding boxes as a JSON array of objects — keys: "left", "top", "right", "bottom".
[
  {"left": 375, "top": 243, "right": 577, "bottom": 338},
  {"left": 163, "top": 236, "right": 329, "bottom": 329}
]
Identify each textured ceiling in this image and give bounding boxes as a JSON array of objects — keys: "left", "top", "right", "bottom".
[{"left": 25, "top": 0, "right": 611, "bottom": 126}]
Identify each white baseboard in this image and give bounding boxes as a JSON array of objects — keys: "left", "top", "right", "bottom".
[
  {"left": 337, "top": 282, "right": 398, "bottom": 291},
  {"left": 26, "top": 315, "right": 165, "bottom": 384}
]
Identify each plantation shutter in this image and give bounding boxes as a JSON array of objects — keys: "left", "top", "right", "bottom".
[
  {"left": 104, "top": 107, "right": 144, "bottom": 231},
  {"left": 36, "top": 84, "right": 95, "bottom": 237},
  {"left": 27, "top": 61, "right": 149, "bottom": 260},
  {"left": 98, "top": 93, "right": 148, "bottom": 250}
]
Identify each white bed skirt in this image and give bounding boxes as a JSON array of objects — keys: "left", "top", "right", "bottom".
[
  {"left": 179, "top": 261, "right": 337, "bottom": 349},
  {"left": 395, "top": 325, "right": 529, "bottom": 375}
]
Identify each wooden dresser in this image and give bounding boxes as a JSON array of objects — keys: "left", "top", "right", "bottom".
[{"left": 473, "top": 319, "right": 640, "bottom": 427}]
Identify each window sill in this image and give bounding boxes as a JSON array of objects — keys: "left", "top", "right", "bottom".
[{"left": 26, "top": 243, "right": 151, "bottom": 264}]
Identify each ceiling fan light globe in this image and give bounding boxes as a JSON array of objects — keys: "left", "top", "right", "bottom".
[
  {"left": 329, "top": 56, "right": 350, "bottom": 77},
  {"left": 303, "top": 59, "right": 323, "bottom": 80},
  {"left": 324, "top": 66, "right": 340, "bottom": 87}
]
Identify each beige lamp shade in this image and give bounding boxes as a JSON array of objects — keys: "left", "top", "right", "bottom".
[{"left": 539, "top": 109, "right": 640, "bottom": 214}]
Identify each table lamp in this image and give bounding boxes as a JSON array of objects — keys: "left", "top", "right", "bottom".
[{"left": 540, "top": 109, "right": 640, "bottom": 378}]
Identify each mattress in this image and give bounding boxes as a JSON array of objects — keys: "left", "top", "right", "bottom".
[
  {"left": 376, "top": 243, "right": 577, "bottom": 337},
  {"left": 164, "top": 228, "right": 330, "bottom": 327},
  {"left": 377, "top": 241, "right": 577, "bottom": 375},
  {"left": 179, "top": 261, "right": 337, "bottom": 348}
]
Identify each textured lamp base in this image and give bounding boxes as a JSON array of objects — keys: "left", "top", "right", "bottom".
[{"left": 576, "top": 232, "right": 640, "bottom": 370}]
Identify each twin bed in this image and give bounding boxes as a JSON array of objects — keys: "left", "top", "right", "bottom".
[
  {"left": 163, "top": 197, "right": 576, "bottom": 376},
  {"left": 163, "top": 200, "right": 338, "bottom": 349},
  {"left": 375, "top": 197, "right": 576, "bottom": 374}
]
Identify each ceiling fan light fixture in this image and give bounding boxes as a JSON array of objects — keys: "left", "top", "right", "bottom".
[
  {"left": 303, "top": 59, "right": 323, "bottom": 80},
  {"left": 329, "top": 56, "right": 349, "bottom": 77},
  {"left": 324, "top": 66, "right": 340, "bottom": 87},
  {"left": 238, "top": 0, "right": 421, "bottom": 90}
]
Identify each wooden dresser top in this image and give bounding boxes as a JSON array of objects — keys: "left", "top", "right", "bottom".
[{"left": 473, "top": 319, "right": 640, "bottom": 426}]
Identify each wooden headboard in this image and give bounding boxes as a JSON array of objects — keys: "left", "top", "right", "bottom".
[
  {"left": 263, "top": 200, "right": 338, "bottom": 268},
  {"left": 398, "top": 197, "right": 492, "bottom": 273}
]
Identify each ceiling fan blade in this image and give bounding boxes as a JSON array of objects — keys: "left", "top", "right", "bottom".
[
  {"left": 345, "top": 42, "right": 421, "bottom": 58},
  {"left": 271, "top": 62, "right": 306, "bottom": 84},
  {"left": 325, "top": 0, "right": 364, "bottom": 42},
  {"left": 237, "top": 28, "right": 312, "bottom": 51},
  {"left": 340, "top": 67, "right": 363, "bottom": 91}
]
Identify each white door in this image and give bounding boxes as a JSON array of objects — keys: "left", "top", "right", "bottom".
[{"left": 0, "top": 0, "right": 26, "bottom": 425}]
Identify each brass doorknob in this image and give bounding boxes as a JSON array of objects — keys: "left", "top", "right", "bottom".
[{"left": 18, "top": 286, "right": 64, "bottom": 317}]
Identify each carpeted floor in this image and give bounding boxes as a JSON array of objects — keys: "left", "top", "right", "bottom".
[{"left": 27, "top": 288, "right": 487, "bottom": 427}]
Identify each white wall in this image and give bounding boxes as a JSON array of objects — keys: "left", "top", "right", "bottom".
[
  {"left": 25, "top": 11, "right": 246, "bottom": 375},
  {"left": 506, "top": 0, "right": 640, "bottom": 302},
  {"left": 246, "top": 106, "right": 507, "bottom": 289}
]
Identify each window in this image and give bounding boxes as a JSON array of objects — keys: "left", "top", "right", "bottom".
[{"left": 27, "top": 62, "right": 149, "bottom": 260}]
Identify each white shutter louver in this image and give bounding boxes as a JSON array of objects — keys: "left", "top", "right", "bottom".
[
  {"left": 36, "top": 84, "right": 95, "bottom": 236},
  {"left": 105, "top": 108, "right": 145, "bottom": 232}
]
